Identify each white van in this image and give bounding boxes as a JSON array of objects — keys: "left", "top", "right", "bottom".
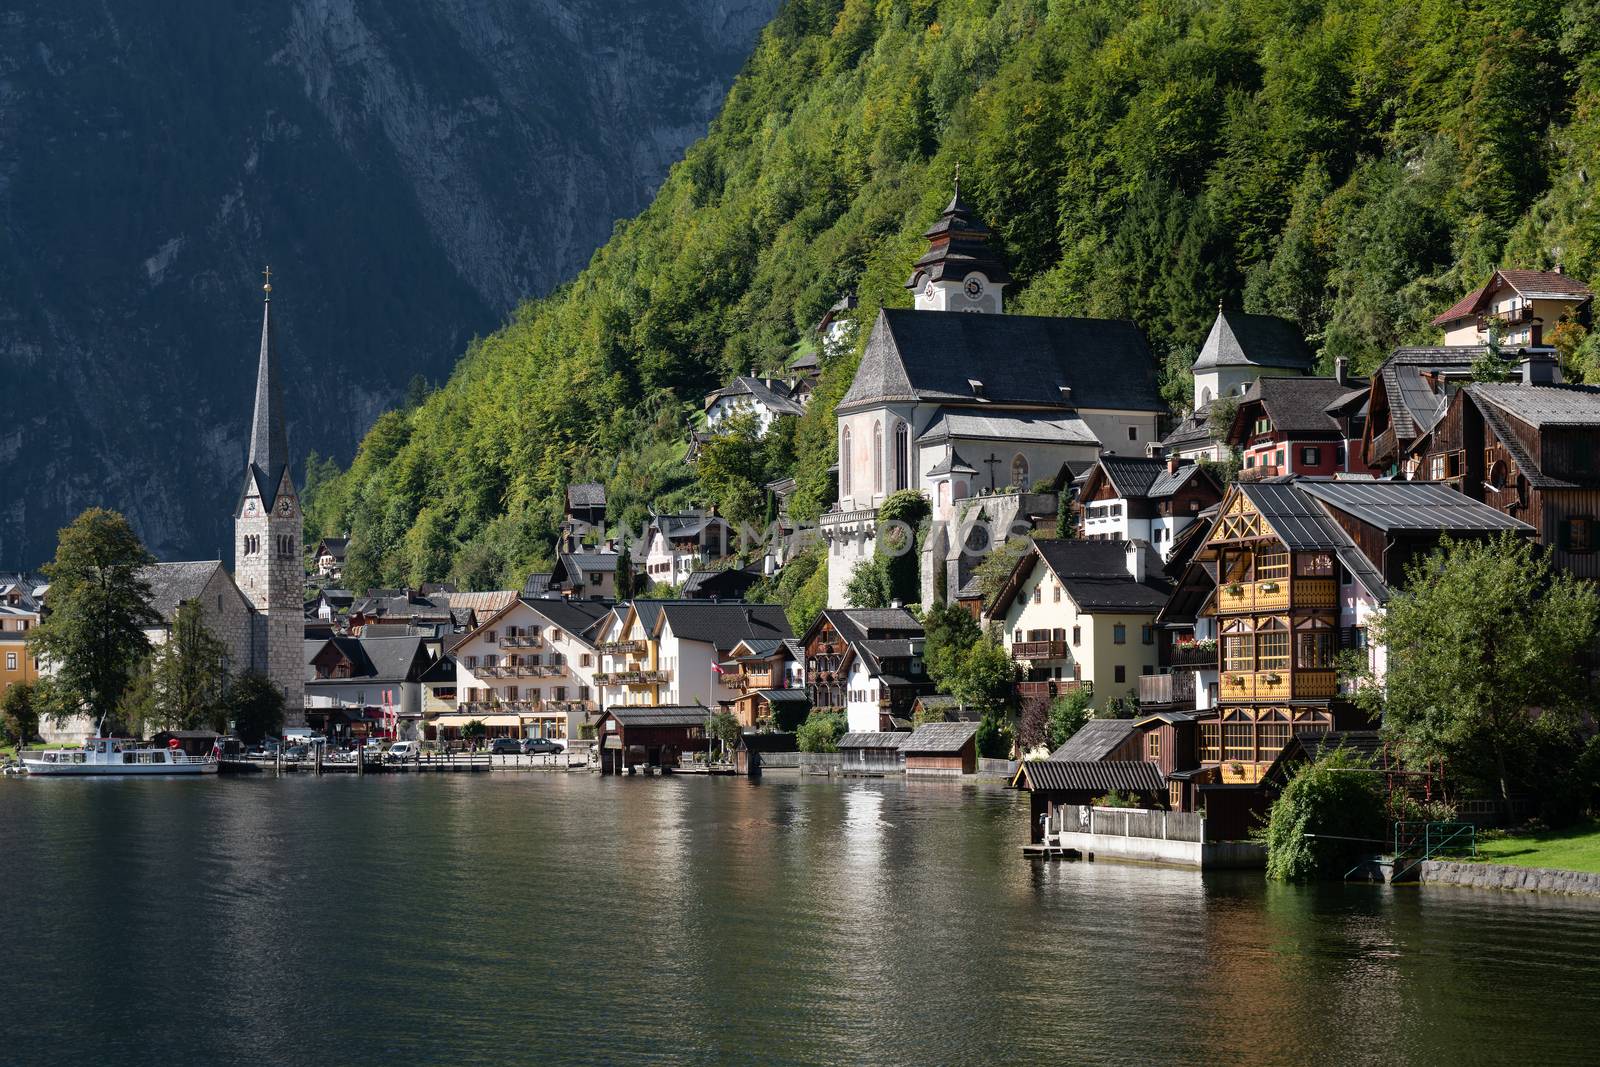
[{"left": 385, "top": 741, "right": 420, "bottom": 763}]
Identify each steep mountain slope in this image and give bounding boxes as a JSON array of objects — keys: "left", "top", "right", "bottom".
[
  {"left": 310, "top": 0, "right": 1600, "bottom": 591},
  {"left": 0, "top": 0, "right": 776, "bottom": 566}
]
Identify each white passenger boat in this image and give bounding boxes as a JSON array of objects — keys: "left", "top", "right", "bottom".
[{"left": 22, "top": 737, "right": 219, "bottom": 776}]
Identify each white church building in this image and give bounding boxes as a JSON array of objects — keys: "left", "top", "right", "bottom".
[{"left": 820, "top": 181, "right": 1165, "bottom": 608}]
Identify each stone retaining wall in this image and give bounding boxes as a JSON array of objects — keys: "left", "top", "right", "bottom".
[{"left": 1420, "top": 859, "right": 1600, "bottom": 897}]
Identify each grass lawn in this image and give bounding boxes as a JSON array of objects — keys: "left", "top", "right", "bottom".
[{"left": 1474, "top": 822, "right": 1600, "bottom": 874}]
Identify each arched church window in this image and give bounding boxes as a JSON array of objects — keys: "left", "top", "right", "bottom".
[
  {"left": 1200, "top": 387, "right": 1213, "bottom": 405},
  {"left": 894, "top": 421, "right": 909, "bottom": 491},
  {"left": 873, "top": 421, "right": 884, "bottom": 494},
  {"left": 840, "top": 427, "right": 852, "bottom": 495},
  {"left": 1011, "top": 453, "right": 1029, "bottom": 488}
]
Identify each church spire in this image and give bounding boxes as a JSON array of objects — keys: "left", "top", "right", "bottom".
[
  {"left": 247, "top": 267, "right": 288, "bottom": 491},
  {"left": 905, "top": 170, "right": 1011, "bottom": 313}
]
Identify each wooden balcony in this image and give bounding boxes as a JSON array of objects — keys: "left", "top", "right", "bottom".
[
  {"left": 1215, "top": 577, "right": 1336, "bottom": 614},
  {"left": 1218, "top": 668, "right": 1335, "bottom": 702},
  {"left": 1013, "top": 640, "right": 1067, "bottom": 660},
  {"left": 1138, "top": 672, "right": 1196, "bottom": 707},
  {"left": 600, "top": 640, "right": 646, "bottom": 655},
  {"left": 1014, "top": 680, "right": 1083, "bottom": 701},
  {"left": 1168, "top": 644, "right": 1216, "bottom": 669},
  {"left": 501, "top": 635, "right": 542, "bottom": 648}
]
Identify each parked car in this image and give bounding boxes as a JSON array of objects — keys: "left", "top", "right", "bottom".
[
  {"left": 283, "top": 744, "right": 311, "bottom": 762},
  {"left": 521, "top": 737, "right": 564, "bottom": 755},
  {"left": 385, "top": 741, "right": 420, "bottom": 762},
  {"left": 488, "top": 737, "right": 523, "bottom": 755}
]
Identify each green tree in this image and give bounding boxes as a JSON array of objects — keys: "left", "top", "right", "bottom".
[
  {"left": 708, "top": 709, "right": 741, "bottom": 758},
  {"left": 149, "top": 599, "right": 232, "bottom": 732},
  {"left": 1, "top": 682, "right": 40, "bottom": 747},
  {"left": 28, "top": 508, "right": 158, "bottom": 730},
  {"left": 974, "top": 711, "right": 1013, "bottom": 760},
  {"left": 227, "top": 672, "right": 286, "bottom": 745},
  {"left": 922, "top": 604, "right": 982, "bottom": 692},
  {"left": 1047, "top": 687, "right": 1094, "bottom": 751},
  {"left": 845, "top": 554, "right": 894, "bottom": 609},
  {"left": 695, "top": 413, "right": 768, "bottom": 530},
  {"left": 1263, "top": 748, "right": 1387, "bottom": 881},
  {"left": 1375, "top": 534, "right": 1599, "bottom": 803},
  {"left": 949, "top": 636, "right": 1017, "bottom": 716},
  {"left": 972, "top": 536, "right": 1031, "bottom": 611},
  {"left": 462, "top": 719, "right": 488, "bottom": 748},
  {"left": 615, "top": 542, "right": 636, "bottom": 601},
  {"left": 796, "top": 710, "right": 845, "bottom": 752}
]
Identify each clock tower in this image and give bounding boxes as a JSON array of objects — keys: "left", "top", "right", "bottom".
[
  {"left": 905, "top": 171, "right": 1010, "bottom": 314},
  {"left": 235, "top": 270, "right": 305, "bottom": 725}
]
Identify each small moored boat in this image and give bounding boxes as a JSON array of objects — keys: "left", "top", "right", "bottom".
[{"left": 22, "top": 737, "right": 219, "bottom": 776}]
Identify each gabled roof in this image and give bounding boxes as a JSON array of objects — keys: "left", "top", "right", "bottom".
[
  {"left": 840, "top": 308, "right": 1160, "bottom": 415},
  {"left": 706, "top": 376, "right": 805, "bottom": 417},
  {"left": 1048, "top": 718, "right": 1136, "bottom": 762},
  {"left": 1233, "top": 376, "right": 1365, "bottom": 440},
  {"left": 926, "top": 447, "right": 978, "bottom": 477},
  {"left": 1088, "top": 456, "right": 1214, "bottom": 500},
  {"left": 316, "top": 537, "right": 349, "bottom": 559},
  {"left": 1296, "top": 478, "right": 1534, "bottom": 536},
  {"left": 839, "top": 731, "right": 908, "bottom": 749},
  {"left": 566, "top": 482, "right": 606, "bottom": 509},
  {"left": 658, "top": 602, "right": 792, "bottom": 648},
  {"left": 1468, "top": 382, "right": 1600, "bottom": 428},
  {"left": 605, "top": 706, "right": 709, "bottom": 728},
  {"left": 1011, "top": 760, "right": 1166, "bottom": 794},
  {"left": 899, "top": 720, "right": 980, "bottom": 753},
  {"left": 141, "top": 561, "right": 228, "bottom": 623},
  {"left": 807, "top": 607, "right": 924, "bottom": 646},
  {"left": 523, "top": 572, "right": 553, "bottom": 596},
  {"left": 990, "top": 540, "right": 1173, "bottom": 618},
  {"left": 519, "top": 598, "right": 613, "bottom": 647},
  {"left": 561, "top": 552, "right": 621, "bottom": 574},
  {"left": 681, "top": 568, "right": 761, "bottom": 600},
  {"left": 305, "top": 635, "right": 434, "bottom": 685},
  {"left": 1375, "top": 347, "right": 1485, "bottom": 441},
  {"left": 753, "top": 688, "right": 810, "bottom": 705},
  {"left": 440, "top": 590, "right": 518, "bottom": 615},
  {"left": 1432, "top": 269, "right": 1594, "bottom": 325},
  {"left": 916, "top": 410, "right": 1098, "bottom": 447},
  {"left": 1191, "top": 309, "right": 1314, "bottom": 372}
]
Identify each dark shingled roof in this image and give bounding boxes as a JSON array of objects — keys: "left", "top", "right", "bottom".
[
  {"left": 245, "top": 296, "right": 289, "bottom": 506},
  {"left": 566, "top": 483, "right": 606, "bottom": 509},
  {"left": 659, "top": 602, "right": 792, "bottom": 648},
  {"left": 1469, "top": 383, "right": 1600, "bottom": 428},
  {"left": 839, "top": 731, "right": 909, "bottom": 749},
  {"left": 1012, "top": 760, "right": 1166, "bottom": 794},
  {"left": 754, "top": 688, "right": 810, "bottom": 705},
  {"left": 1014, "top": 540, "right": 1173, "bottom": 614},
  {"left": 1235, "top": 376, "right": 1365, "bottom": 440},
  {"left": 607, "top": 706, "right": 709, "bottom": 728},
  {"left": 522, "top": 572, "right": 553, "bottom": 596},
  {"left": 916, "top": 410, "right": 1097, "bottom": 446},
  {"left": 840, "top": 308, "right": 1160, "bottom": 416},
  {"left": 1092, "top": 456, "right": 1210, "bottom": 500},
  {"left": 1376, "top": 347, "right": 1485, "bottom": 440},
  {"left": 899, "top": 720, "right": 980, "bottom": 753},
  {"left": 141, "top": 561, "right": 226, "bottom": 623},
  {"left": 706, "top": 376, "right": 805, "bottom": 417},
  {"left": 813, "top": 608, "right": 924, "bottom": 645},
  {"left": 1191, "top": 310, "right": 1314, "bottom": 372},
  {"left": 1049, "top": 719, "right": 1136, "bottom": 762}
]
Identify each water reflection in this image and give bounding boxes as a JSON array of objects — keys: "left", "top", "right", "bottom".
[{"left": 3, "top": 776, "right": 1599, "bottom": 1066}]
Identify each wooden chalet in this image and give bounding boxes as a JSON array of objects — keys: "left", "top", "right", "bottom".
[
  {"left": 1226, "top": 373, "right": 1380, "bottom": 481},
  {"left": 898, "top": 721, "right": 979, "bottom": 776},
  {"left": 801, "top": 607, "right": 924, "bottom": 711},
  {"left": 1361, "top": 346, "right": 1485, "bottom": 472},
  {"left": 1410, "top": 379, "right": 1600, "bottom": 578},
  {"left": 594, "top": 706, "right": 708, "bottom": 774}
]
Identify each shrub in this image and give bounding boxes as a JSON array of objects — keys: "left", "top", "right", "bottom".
[
  {"left": 796, "top": 711, "right": 845, "bottom": 753},
  {"left": 1264, "top": 748, "right": 1387, "bottom": 881},
  {"left": 1092, "top": 790, "right": 1144, "bottom": 809},
  {"left": 975, "top": 711, "right": 1012, "bottom": 759},
  {"left": 1047, "top": 689, "right": 1093, "bottom": 750}
]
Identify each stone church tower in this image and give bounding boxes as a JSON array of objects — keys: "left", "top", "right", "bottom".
[{"left": 234, "top": 273, "right": 305, "bottom": 725}]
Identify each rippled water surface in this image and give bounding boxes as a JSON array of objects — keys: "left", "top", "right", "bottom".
[{"left": 3, "top": 774, "right": 1599, "bottom": 1066}]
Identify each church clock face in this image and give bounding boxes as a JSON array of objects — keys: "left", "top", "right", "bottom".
[
  {"left": 245, "top": 499, "right": 257, "bottom": 515},
  {"left": 277, "top": 498, "right": 293, "bottom": 516},
  {"left": 923, "top": 280, "right": 936, "bottom": 301},
  {"left": 964, "top": 274, "right": 985, "bottom": 300}
]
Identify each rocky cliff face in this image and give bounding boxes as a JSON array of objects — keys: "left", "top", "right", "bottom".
[{"left": 0, "top": 0, "right": 775, "bottom": 566}]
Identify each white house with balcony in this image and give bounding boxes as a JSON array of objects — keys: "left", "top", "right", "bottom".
[
  {"left": 595, "top": 601, "right": 792, "bottom": 711},
  {"left": 447, "top": 598, "right": 612, "bottom": 739},
  {"left": 704, "top": 376, "right": 806, "bottom": 435}
]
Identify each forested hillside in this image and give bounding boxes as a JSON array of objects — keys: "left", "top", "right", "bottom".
[{"left": 308, "top": 0, "right": 1600, "bottom": 591}]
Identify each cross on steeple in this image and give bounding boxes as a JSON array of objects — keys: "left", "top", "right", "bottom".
[{"left": 262, "top": 265, "right": 273, "bottom": 300}]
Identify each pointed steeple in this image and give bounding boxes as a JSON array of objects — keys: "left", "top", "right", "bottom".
[
  {"left": 905, "top": 169, "right": 1011, "bottom": 311},
  {"left": 246, "top": 268, "right": 288, "bottom": 499}
]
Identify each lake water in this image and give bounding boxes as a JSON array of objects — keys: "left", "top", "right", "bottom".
[{"left": 3, "top": 773, "right": 1598, "bottom": 1066}]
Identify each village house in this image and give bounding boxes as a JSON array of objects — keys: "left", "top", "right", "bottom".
[
  {"left": 1409, "top": 379, "right": 1600, "bottom": 578},
  {"left": 595, "top": 601, "right": 791, "bottom": 711},
  {"left": 680, "top": 566, "right": 763, "bottom": 601},
  {"left": 813, "top": 291, "right": 858, "bottom": 358},
  {"left": 560, "top": 483, "right": 607, "bottom": 551},
  {"left": 822, "top": 178, "right": 1163, "bottom": 608},
  {"left": 1075, "top": 455, "right": 1222, "bottom": 559},
  {"left": 723, "top": 637, "right": 806, "bottom": 728},
  {"left": 899, "top": 720, "right": 980, "bottom": 776},
  {"left": 0, "top": 573, "right": 44, "bottom": 701},
  {"left": 1160, "top": 307, "right": 1317, "bottom": 462},
  {"left": 800, "top": 607, "right": 928, "bottom": 732},
  {"left": 312, "top": 537, "right": 348, "bottom": 580},
  {"left": 305, "top": 587, "right": 355, "bottom": 623},
  {"left": 304, "top": 635, "right": 436, "bottom": 740},
  {"left": 448, "top": 597, "right": 612, "bottom": 741},
  {"left": 1180, "top": 477, "right": 1532, "bottom": 826},
  {"left": 704, "top": 375, "right": 806, "bottom": 435},
  {"left": 593, "top": 705, "right": 708, "bottom": 774},
  {"left": 986, "top": 540, "right": 1172, "bottom": 706},
  {"left": 549, "top": 550, "right": 623, "bottom": 600},
  {"left": 640, "top": 513, "right": 731, "bottom": 589},
  {"left": 1226, "top": 369, "right": 1379, "bottom": 480},
  {"left": 1432, "top": 268, "right": 1592, "bottom": 348}
]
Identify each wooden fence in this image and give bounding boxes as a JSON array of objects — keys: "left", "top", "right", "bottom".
[{"left": 1059, "top": 804, "right": 1207, "bottom": 843}]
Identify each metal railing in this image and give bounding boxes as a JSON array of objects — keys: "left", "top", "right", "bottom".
[{"left": 1391, "top": 820, "right": 1478, "bottom": 881}]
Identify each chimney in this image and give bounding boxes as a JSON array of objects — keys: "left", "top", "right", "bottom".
[
  {"left": 890, "top": 598, "right": 904, "bottom": 610},
  {"left": 1334, "top": 356, "right": 1348, "bottom": 386},
  {"left": 1059, "top": 385, "right": 1073, "bottom": 403},
  {"left": 1167, "top": 454, "right": 1180, "bottom": 477},
  {"left": 1520, "top": 350, "right": 1559, "bottom": 386},
  {"left": 1125, "top": 542, "right": 1145, "bottom": 583},
  {"left": 968, "top": 378, "right": 985, "bottom": 400}
]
